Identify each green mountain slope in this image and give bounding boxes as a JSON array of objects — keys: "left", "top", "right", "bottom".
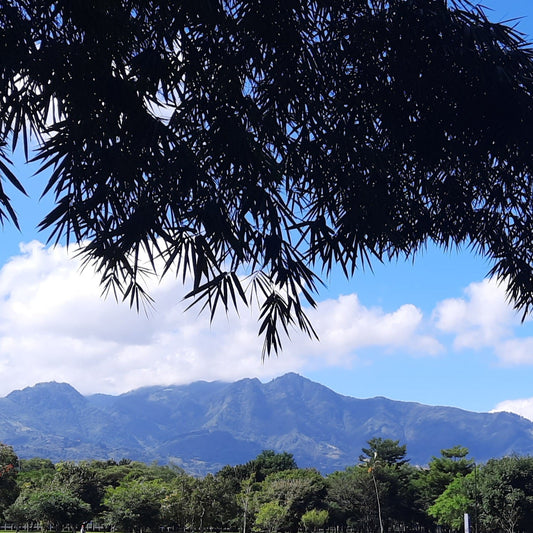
[{"left": 0, "top": 374, "right": 531, "bottom": 475}]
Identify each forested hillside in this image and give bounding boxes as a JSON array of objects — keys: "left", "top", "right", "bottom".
[{"left": 1, "top": 374, "right": 532, "bottom": 475}]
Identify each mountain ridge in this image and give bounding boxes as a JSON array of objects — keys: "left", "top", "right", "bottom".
[{"left": 0, "top": 373, "right": 531, "bottom": 476}]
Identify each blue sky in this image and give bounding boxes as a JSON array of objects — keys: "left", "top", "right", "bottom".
[{"left": 0, "top": 1, "right": 533, "bottom": 422}]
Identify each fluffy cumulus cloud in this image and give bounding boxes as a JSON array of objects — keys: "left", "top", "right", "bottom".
[
  {"left": 433, "top": 278, "right": 518, "bottom": 349},
  {"left": 420, "top": 277, "right": 533, "bottom": 420},
  {"left": 494, "top": 338, "right": 533, "bottom": 366},
  {"left": 3, "top": 241, "right": 533, "bottom": 402},
  {"left": 302, "top": 294, "right": 442, "bottom": 360},
  {"left": 0, "top": 241, "right": 295, "bottom": 395},
  {"left": 432, "top": 278, "right": 533, "bottom": 369},
  {"left": 0, "top": 241, "right": 443, "bottom": 397}
]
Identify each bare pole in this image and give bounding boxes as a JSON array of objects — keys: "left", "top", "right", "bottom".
[{"left": 369, "top": 454, "right": 384, "bottom": 533}]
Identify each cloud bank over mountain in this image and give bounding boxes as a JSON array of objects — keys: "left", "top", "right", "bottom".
[{"left": 0, "top": 241, "right": 532, "bottom": 420}]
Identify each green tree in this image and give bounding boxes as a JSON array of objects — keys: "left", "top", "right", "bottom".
[
  {"left": 326, "top": 466, "right": 379, "bottom": 532},
  {"left": 27, "top": 489, "right": 92, "bottom": 532},
  {"left": 258, "top": 469, "right": 326, "bottom": 533},
  {"left": 254, "top": 501, "right": 288, "bottom": 533},
  {"left": 160, "top": 472, "right": 196, "bottom": 531},
  {"left": 1, "top": 1, "right": 533, "bottom": 355},
  {"left": 424, "top": 446, "right": 475, "bottom": 506},
  {"left": 19, "top": 458, "right": 55, "bottom": 472},
  {"left": 221, "top": 451, "right": 298, "bottom": 485},
  {"left": 5, "top": 458, "right": 57, "bottom": 531},
  {"left": 358, "top": 439, "right": 423, "bottom": 533},
  {"left": 188, "top": 474, "right": 238, "bottom": 533},
  {"left": 104, "top": 479, "right": 166, "bottom": 533},
  {"left": 88, "top": 459, "right": 138, "bottom": 488},
  {"left": 252, "top": 451, "right": 298, "bottom": 482},
  {"left": 53, "top": 461, "right": 105, "bottom": 514},
  {"left": 237, "top": 474, "right": 259, "bottom": 533},
  {"left": 4, "top": 493, "right": 33, "bottom": 532},
  {"left": 428, "top": 474, "right": 474, "bottom": 531},
  {"left": 215, "top": 459, "right": 279, "bottom": 533},
  {"left": 0, "top": 443, "right": 19, "bottom": 518},
  {"left": 359, "top": 438, "right": 408, "bottom": 466},
  {"left": 17, "top": 458, "right": 56, "bottom": 489},
  {"left": 476, "top": 456, "right": 533, "bottom": 533},
  {"left": 301, "top": 509, "right": 328, "bottom": 532},
  {"left": 123, "top": 462, "right": 185, "bottom": 483}
]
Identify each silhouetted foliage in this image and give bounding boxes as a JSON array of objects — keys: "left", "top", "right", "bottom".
[{"left": 1, "top": 0, "right": 533, "bottom": 354}]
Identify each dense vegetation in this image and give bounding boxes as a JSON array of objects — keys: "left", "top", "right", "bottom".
[{"left": 1, "top": 440, "right": 533, "bottom": 533}]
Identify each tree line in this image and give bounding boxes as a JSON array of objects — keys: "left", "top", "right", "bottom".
[{"left": 1, "top": 439, "right": 533, "bottom": 533}]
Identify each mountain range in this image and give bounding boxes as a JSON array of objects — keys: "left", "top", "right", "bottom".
[{"left": 1, "top": 373, "right": 532, "bottom": 476}]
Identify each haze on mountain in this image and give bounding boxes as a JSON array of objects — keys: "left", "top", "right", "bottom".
[{"left": 1, "top": 373, "right": 532, "bottom": 476}]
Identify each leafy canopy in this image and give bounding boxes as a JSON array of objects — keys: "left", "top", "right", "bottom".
[
  {"left": 1, "top": 0, "right": 533, "bottom": 355},
  {"left": 359, "top": 438, "right": 409, "bottom": 467}
]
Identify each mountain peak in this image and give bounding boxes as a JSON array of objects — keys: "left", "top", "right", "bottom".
[
  {"left": 1, "top": 374, "right": 532, "bottom": 475},
  {"left": 6, "top": 381, "right": 85, "bottom": 407}
]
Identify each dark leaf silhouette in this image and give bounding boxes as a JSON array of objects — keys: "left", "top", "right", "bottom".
[{"left": 0, "top": 0, "right": 532, "bottom": 355}]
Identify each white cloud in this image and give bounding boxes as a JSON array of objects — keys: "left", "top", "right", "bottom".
[
  {"left": 491, "top": 398, "right": 533, "bottom": 422},
  {"left": 300, "top": 294, "right": 443, "bottom": 362},
  {"left": 494, "top": 338, "right": 533, "bottom": 366},
  {"left": 431, "top": 278, "right": 533, "bottom": 368},
  {"left": 433, "top": 279, "right": 518, "bottom": 349},
  {"left": 0, "top": 241, "right": 297, "bottom": 395},
  {"left": 0, "top": 241, "right": 443, "bottom": 397}
]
